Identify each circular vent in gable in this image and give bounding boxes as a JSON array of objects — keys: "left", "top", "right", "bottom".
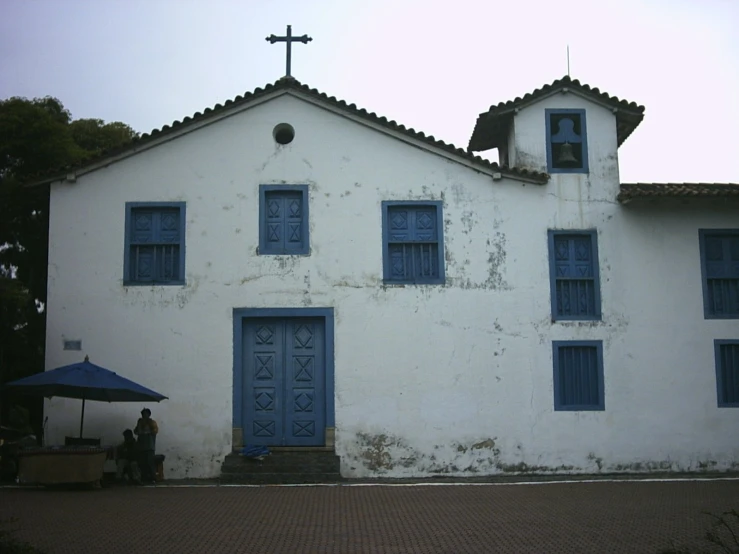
[{"left": 273, "top": 123, "right": 295, "bottom": 145}]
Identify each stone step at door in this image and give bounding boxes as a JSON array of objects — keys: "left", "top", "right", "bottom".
[{"left": 220, "top": 451, "right": 342, "bottom": 484}]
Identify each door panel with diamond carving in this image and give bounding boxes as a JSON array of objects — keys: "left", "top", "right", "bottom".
[{"left": 243, "top": 318, "right": 325, "bottom": 446}]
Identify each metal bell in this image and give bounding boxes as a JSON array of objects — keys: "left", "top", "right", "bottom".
[{"left": 556, "top": 142, "right": 579, "bottom": 165}]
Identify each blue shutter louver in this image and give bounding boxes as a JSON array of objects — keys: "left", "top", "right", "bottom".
[
  {"left": 128, "top": 206, "right": 183, "bottom": 284},
  {"left": 286, "top": 194, "right": 303, "bottom": 249},
  {"left": 259, "top": 186, "right": 309, "bottom": 255},
  {"left": 703, "top": 234, "right": 739, "bottom": 317},
  {"left": 549, "top": 231, "right": 601, "bottom": 320},
  {"left": 716, "top": 342, "right": 739, "bottom": 406},
  {"left": 558, "top": 346, "right": 599, "bottom": 407},
  {"left": 266, "top": 195, "right": 284, "bottom": 249},
  {"left": 158, "top": 209, "right": 180, "bottom": 281},
  {"left": 385, "top": 205, "right": 441, "bottom": 283},
  {"left": 553, "top": 341, "right": 604, "bottom": 411}
]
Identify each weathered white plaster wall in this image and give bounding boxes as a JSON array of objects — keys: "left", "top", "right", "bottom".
[{"left": 45, "top": 92, "right": 738, "bottom": 479}]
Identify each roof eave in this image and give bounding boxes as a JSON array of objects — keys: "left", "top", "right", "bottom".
[
  {"left": 29, "top": 84, "right": 548, "bottom": 187},
  {"left": 615, "top": 111, "right": 645, "bottom": 147},
  {"left": 468, "top": 111, "right": 513, "bottom": 153},
  {"left": 26, "top": 89, "right": 293, "bottom": 187},
  {"left": 284, "top": 88, "right": 547, "bottom": 184},
  {"left": 618, "top": 183, "right": 739, "bottom": 203}
]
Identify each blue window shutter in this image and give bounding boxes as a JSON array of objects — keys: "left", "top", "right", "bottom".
[
  {"left": 130, "top": 210, "right": 155, "bottom": 283},
  {"left": 715, "top": 340, "right": 739, "bottom": 407},
  {"left": 413, "top": 209, "right": 439, "bottom": 279},
  {"left": 388, "top": 208, "right": 411, "bottom": 280},
  {"left": 125, "top": 202, "right": 185, "bottom": 286},
  {"left": 553, "top": 341, "right": 604, "bottom": 411},
  {"left": 265, "top": 193, "right": 286, "bottom": 252},
  {"left": 157, "top": 209, "right": 181, "bottom": 282},
  {"left": 259, "top": 185, "right": 309, "bottom": 255},
  {"left": 557, "top": 346, "right": 598, "bottom": 406},
  {"left": 284, "top": 192, "right": 304, "bottom": 252},
  {"left": 383, "top": 202, "right": 444, "bottom": 285},
  {"left": 548, "top": 230, "right": 601, "bottom": 320},
  {"left": 700, "top": 231, "right": 739, "bottom": 318}
]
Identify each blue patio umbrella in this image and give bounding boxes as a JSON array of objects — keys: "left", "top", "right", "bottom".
[{"left": 3, "top": 356, "right": 168, "bottom": 437}]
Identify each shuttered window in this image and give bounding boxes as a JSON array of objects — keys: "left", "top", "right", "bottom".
[
  {"left": 548, "top": 230, "right": 601, "bottom": 320},
  {"left": 124, "top": 203, "right": 186, "bottom": 285},
  {"left": 259, "top": 185, "right": 310, "bottom": 255},
  {"left": 382, "top": 202, "right": 445, "bottom": 285},
  {"left": 700, "top": 230, "right": 739, "bottom": 318},
  {"left": 715, "top": 340, "right": 739, "bottom": 407},
  {"left": 553, "top": 341, "right": 605, "bottom": 411}
]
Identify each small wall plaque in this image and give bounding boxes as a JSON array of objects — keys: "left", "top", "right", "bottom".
[{"left": 63, "top": 340, "right": 82, "bottom": 351}]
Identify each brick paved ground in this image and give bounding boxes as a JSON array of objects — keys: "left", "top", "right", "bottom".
[{"left": 1, "top": 479, "right": 738, "bottom": 553}]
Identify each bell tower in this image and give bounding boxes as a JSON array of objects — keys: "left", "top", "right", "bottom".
[{"left": 467, "top": 76, "right": 645, "bottom": 184}]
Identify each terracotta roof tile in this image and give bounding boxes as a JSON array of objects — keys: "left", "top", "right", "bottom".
[
  {"left": 618, "top": 183, "right": 739, "bottom": 202},
  {"left": 468, "top": 76, "right": 645, "bottom": 152},
  {"left": 29, "top": 78, "right": 549, "bottom": 186}
]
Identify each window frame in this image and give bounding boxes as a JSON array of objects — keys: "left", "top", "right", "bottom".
[
  {"left": 545, "top": 108, "right": 589, "bottom": 174},
  {"left": 698, "top": 229, "right": 739, "bottom": 319},
  {"left": 381, "top": 200, "right": 445, "bottom": 285},
  {"left": 124, "top": 201, "right": 186, "bottom": 286},
  {"left": 547, "top": 229, "right": 602, "bottom": 321},
  {"left": 258, "top": 184, "right": 310, "bottom": 256},
  {"left": 714, "top": 339, "right": 739, "bottom": 408},
  {"left": 552, "top": 340, "right": 605, "bottom": 411}
]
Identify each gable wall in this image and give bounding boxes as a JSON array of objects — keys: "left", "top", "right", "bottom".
[{"left": 44, "top": 94, "right": 738, "bottom": 478}]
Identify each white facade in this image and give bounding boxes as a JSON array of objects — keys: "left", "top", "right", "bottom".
[{"left": 43, "top": 84, "right": 738, "bottom": 478}]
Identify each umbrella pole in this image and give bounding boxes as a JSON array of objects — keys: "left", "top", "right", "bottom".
[{"left": 79, "top": 397, "right": 85, "bottom": 438}]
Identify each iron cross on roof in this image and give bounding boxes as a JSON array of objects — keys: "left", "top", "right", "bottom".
[{"left": 265, "top": 25, "right": 313, "bottom": 78}]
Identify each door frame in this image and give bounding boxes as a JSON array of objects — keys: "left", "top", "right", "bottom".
[{"left": 232, "top": 307, "right": 335, "bottom": 449}]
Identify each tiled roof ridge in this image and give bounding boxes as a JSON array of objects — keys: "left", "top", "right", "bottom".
[
  {"left": 27, "top": 77, "right": 549, "bottom": 185},
  {"left": 484, "top": 75, "right": 645, "bottom": 115}
]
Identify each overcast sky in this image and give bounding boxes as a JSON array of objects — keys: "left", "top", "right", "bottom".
[{"left": 1, "top": 0, "right": 737, "bottom": 183}]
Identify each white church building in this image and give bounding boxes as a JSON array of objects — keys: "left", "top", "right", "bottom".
[{"left": 37, "top": 74, "right": 739, "bottom": 479}]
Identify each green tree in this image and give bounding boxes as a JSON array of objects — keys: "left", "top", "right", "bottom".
[
  {"left": 0, "top": 96, "right": 137, "bottom": 391},
  {"left": 69, "top": 118, "right": 138, "bottom": 155}
]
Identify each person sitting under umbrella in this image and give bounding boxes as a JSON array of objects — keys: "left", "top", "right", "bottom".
[
  {"left": 134, "top": 408, "right": 158, "bottom": 484},
  {"left": 3, "top": 356, "right": 168, "bottom": 440},
  {"left": 116, "top": 429, "right": 141, "bottom": 484}
]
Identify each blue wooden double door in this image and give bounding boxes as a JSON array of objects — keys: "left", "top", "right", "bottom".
[{"left": 242, "top": 318, "right": 326, "bottom": 446}]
